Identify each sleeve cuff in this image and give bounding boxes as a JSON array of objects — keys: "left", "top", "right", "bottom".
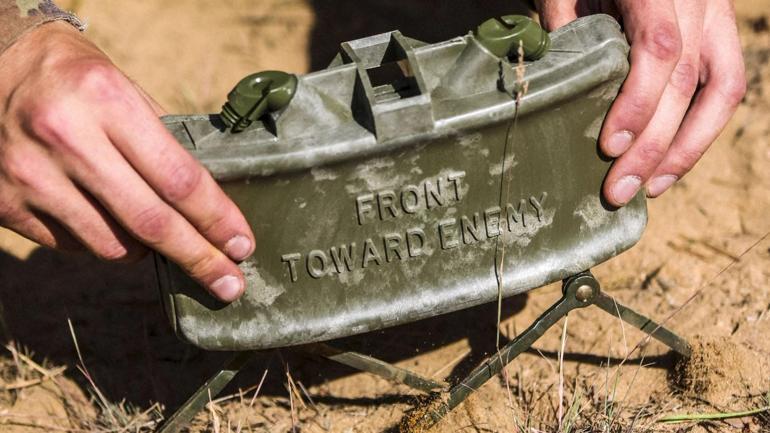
[{"left": 0, "top": 0, "right": 85, "bottom": 54}]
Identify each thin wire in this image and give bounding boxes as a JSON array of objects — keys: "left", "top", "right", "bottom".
[{"left": 494, "top": 42, "right": 528, "bottom": 350}]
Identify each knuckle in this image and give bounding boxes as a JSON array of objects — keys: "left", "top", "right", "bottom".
[
  {"left": 616, "top": 97, "right": 652, "bottom": 132},
  {"left": 183, "top": 252, "right": 220, "bottom": 281},
  {"left": 198, "top": 206, "right": 232, "bottom": 238},
  {"left": 639, "top": 23, "right": 682, "bottom": 63},
  {"left": 636, "top": 142, "right": 667, "bottom": 167},
  {"left": 719, "top": 75, "right": 747, "bottom": 107},
  {"left": 670, "top": 147, "right": 705, "bottom": 174},
  {"left": 69, "top": 61, "right": 125, "bottom": 102},
  {"left": 2, "top": 148, "right": 44, "bottom": 189},
  {"left": 24, "top": 99, "right": 71, "bottom": 146},
  {"left": 0, "top": 201, "right": 25, "bottom": 225},
  {"left": 669, "top": 62, "right": 699, "bottom": 97},
  {"left": 162, "top": 161, "right": 202, "bottom": 202},
  {"left": 131, "top": 205, "right": 172, "bottom": 243}
]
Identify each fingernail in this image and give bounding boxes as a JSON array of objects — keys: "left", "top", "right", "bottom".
[
  {"left": 646, "top": 175, "right": 678, "bottom": 197},
  {"left": 606, "top": 130, "right": 634, "bottom": 156},
  {"left": 210, "top": 275, "right": 243, "bottom": 302},
  {"left": 611, "top": 175, "right": 642, "bottom": 206},
  {"left": 225, "top": 235, "right": 253, "bottom": 261}
]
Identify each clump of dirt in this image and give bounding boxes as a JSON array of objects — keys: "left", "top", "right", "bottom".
[
  {"left": 398, "top": 392, "right": 449, "bottom": 433},
  {"left": 675, "top": 335, "right": 770, "bottom": 407}
]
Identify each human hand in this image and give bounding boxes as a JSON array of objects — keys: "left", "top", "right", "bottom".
[
  {"left": 536, "top": 0, "right": 746, "bottom": 206},
  {"left": 0, "top": 22, "right": 253, "bottom": 302}
]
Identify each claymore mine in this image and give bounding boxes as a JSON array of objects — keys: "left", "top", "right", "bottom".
[{"left": 154, "top": 14, "right": 691, "bottom": 432}]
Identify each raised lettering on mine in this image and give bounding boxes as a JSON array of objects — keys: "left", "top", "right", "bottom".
[
  {"left": 484, "top": 206, "right": 501, "bottom": 238},
  {"left": 355, "top": 172, "right": 467, "bottom": 224},
  {"left": 356, "top": 194, "right": 374, "bottom": 225},
  {"left": 383, "top": 233, "right": 404, "bottom": 262},
  {"left": 377, "top": 190, "right": 400, "bottom": 220},
  {"left": 438, "top": 218, "right": 459, "bottom": 249},
  {"left": 507, "top": 199, "right": 527, "bottom": 229},
  {"left": 330, "top": 243, "right": 355, "bottom": 273},
  {"left": 401, "top": 185, "right": 420, "bottom": 214},
  {"left": 424, "top": 179, "right": 445, "bottom": 209},
  {"left": 461, "top": 213, "right": 483, "bottom": 244},
  {"left": 530, "top": 192, "right": 548, "bottom": 222},
  {"left": 281, "top": 253, "right": 301, "bottom": 282},
  {"left": 282, "top": 186, "right": 553, "bottom": 282},
  {"left": 362, "top": 238, "right": 383, "bottom": 268},
  {"left": 447, "top": 171, "right": 466, "bottom": 201},
  {"left": 406, "top": 228, "right": 426, "bottom": 257},
  {"left": 307, "top": 249, "right": 329, "bottom": 279}
]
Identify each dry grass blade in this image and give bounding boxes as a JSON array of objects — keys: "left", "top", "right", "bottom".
[
  {"left": 67, "top": 318, "right": 120, "bottom": 427},
  {"left": 2, "top": 343, "right": 66, "bottom": 390},
  {"left": 208, "top": 389, "right": 222, "bottom": 433},
  {"left": 2, "top": 365, "right": 66, "bottom": 390},
  {"left": 658, "top": 405, "right": 770, "bottom": 424},
  {"left": 557, "top": 316, "right": 568, "bottom": 431}
]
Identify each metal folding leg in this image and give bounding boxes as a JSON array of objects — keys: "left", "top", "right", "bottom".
[
  {"left": 157, "top": 343, "right": 446, "bottom": 433},
  {"left": 403, "top": 271, "right": 691, "bottom": 431},
  {"left": 158, "top": 351, "right": 256, "bottom": 433},
  {"left": 593, "top": 291, "right": 691, "bottom": 357},
  {"left": 158, "top": 270, "right": 690, "bottom": 433}
]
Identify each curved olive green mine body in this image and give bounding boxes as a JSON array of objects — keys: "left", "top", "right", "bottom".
[{"left": 155, "top": 14, "right": 644, "bottom": 351}]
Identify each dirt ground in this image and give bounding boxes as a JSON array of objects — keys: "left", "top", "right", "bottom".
[{"left": 1, "top": 1, "right": 769, "bottom": 432}]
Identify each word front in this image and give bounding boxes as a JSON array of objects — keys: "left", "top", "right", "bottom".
[{"left": 355, "top": 172, "right": 466, "bottom": 225}]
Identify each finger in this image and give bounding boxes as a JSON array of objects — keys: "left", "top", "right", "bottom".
[
  {"left": 603, "top": 0, "right": 704, "bottom": 205},
  {"left": 536, "top": 0, "right": 579, "bottom": 31},
  {"left": 61, "top": 128, "right": 246, "bottom": 301},
  {"left": 646, "top": 1, "right": 746, "bottom": 196},
  {"left": 1, "top": 207, "right": 82, "bottom": 251},
  {"left": 7, "top": 143, "right": 147, "bottom": 261},
  {"left": 103, "top": 72, "right": 254, "bottom": 262},
  {"left": 599, "top": 0, "right": 682, "bottom": 158}
]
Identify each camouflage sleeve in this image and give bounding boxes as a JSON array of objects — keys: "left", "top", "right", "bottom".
[{"left": 0, "top": 0, "right": 84, "bottom": 54}]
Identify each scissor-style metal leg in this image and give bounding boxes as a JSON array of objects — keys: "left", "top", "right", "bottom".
[
  {"left": 156, "top": 343, "right": 444, "bottom": 433},
  {"left": 404, "top": 272, "right": 600, "bottom": 430},
  {"left": 593, "top": 291, "right": 691, "bottom": 357},
  {"left": 157, "top": 351, "right": 256, "bottom": 433},
  {"left": 402, "top": 271, "right": 691, "bottom": 431},
  {"left": 302, "top": 343, "right": 448, "bottom": 393}
]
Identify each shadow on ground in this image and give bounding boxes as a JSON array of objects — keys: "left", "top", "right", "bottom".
[{"left": 0, "top": 246, "right": 532, "bottom": 409}]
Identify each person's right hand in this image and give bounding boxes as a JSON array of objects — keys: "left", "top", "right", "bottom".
[{"left": 0, "top": 21, "right": 253, "bottom": 302}]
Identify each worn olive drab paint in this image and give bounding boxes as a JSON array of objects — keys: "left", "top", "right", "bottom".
[{"left": 155, "top": 14, "right": 648, "bottom": 351}]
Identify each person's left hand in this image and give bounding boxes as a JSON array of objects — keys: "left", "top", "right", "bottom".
[{"left": 536, "top": 0, "right": 747, "bottom": 206}]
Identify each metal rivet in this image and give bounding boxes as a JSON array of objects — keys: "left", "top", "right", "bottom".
[{"left": 575, "top": 284, "right": 594, "bottom": 302}]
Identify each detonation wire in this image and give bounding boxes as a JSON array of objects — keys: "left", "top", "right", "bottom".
[{"left": 494, "top": 41, "right": 529, "bottom": 351}]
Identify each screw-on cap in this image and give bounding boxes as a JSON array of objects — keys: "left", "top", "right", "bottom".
[
  {"left": 220, "top": 71, "right": 298, "bottom": 133},
  {"left": 475, "top": 15, "right": 550, "bottom": 60}
]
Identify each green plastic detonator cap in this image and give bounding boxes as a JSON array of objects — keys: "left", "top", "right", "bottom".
[
  {"left": 475, "top": 15, "right": 550, "bottom": 60},
  {"left": 220, "top": 70, "right": 298, "bottom": 133}
]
